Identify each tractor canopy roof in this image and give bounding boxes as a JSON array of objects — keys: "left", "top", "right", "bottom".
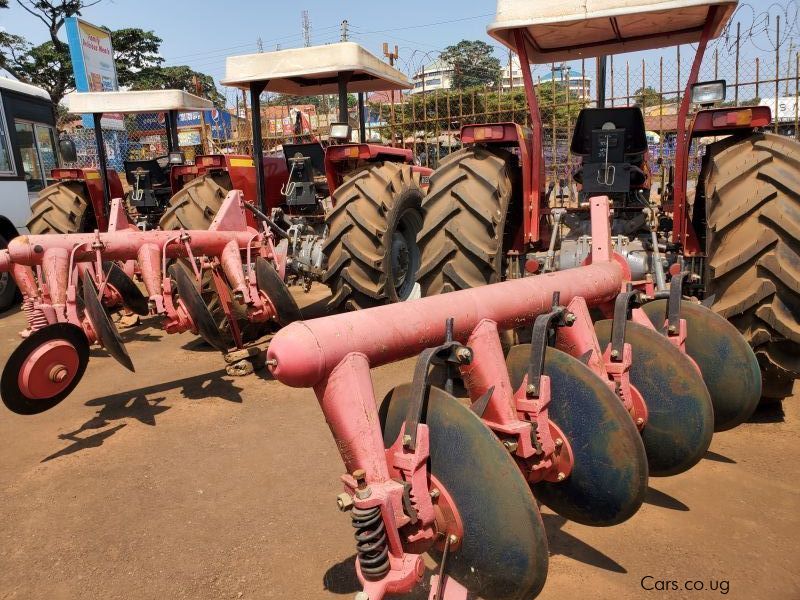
[
  {"left": 488, "top": 0, "right": 737, "bottom": 63},
  {"left": 65, "top": 90, "right": 213, "bottom": 114},
  {"left": 221, "top": 42, "right": 411, "bottom": 95}
]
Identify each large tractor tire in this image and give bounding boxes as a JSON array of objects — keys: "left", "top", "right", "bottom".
[
  {"left": 323, "top": 162, "right": 425, "bottom": 310},
  {"left": 417, "top": 146, "right": 513, "bottom": 296},
  {"left": 27, "top": 181, "right": 93, "bottom": 235},
  {"left": 158, "top": 173, "right": 231, "bottom": 231},
  {"left": 703, "top": 132, "right": 800, "bottom": 400}
]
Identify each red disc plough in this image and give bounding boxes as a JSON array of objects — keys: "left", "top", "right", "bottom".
[
  {"left": 266, "top": 196, "right": 760, "bottom": 600},
  {"left": 0, "top": 195, "right": 761, "bottom": 599},
  {"left": 0, "top": 190, "right": 300, "bottom": 413}
]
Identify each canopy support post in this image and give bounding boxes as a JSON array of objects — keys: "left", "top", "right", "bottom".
[{"left": 249, "top": 80, "right": 268, "bottom": 212}]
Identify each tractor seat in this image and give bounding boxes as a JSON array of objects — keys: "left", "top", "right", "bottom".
[
  {"left": 124, "top": 158, "right": 170, "bottom": 189},
  {"left": 283, "top": 142, "right": 326, "bottom": 177},
  {"left": 570, "top": 108, "right": 648, "bottom": 159},
  {"left": 570, "top": 107, "right": 649, "bottom": 189}
]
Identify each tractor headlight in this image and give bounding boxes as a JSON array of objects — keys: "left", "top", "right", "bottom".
[{"left": 691, "top": 80, "right": 726, "bottom": 105}]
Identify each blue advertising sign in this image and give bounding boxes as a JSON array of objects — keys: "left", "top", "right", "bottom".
[{"left": 65, "top": 17, "right": 123, "bottom": 130}]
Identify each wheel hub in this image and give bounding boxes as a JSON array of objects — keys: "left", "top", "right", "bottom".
[
  {"left": 18, "top": 339, "right": 79, "bottom": 400},
  {"left": 391, "top": 232, "right": 410, "bottom": 288}
]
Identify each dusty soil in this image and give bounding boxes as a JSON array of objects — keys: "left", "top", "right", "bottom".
[{"left": 0, "top": 289, "right": 797, "bottom": 600}]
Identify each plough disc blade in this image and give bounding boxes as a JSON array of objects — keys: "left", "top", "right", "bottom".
[
  {"left": 506, "top": 345, "right": 648, "bottom": 526},
  {"left": 1, "top": 323, "right": 90, "bottom": 414},
  {"left": 595, "top": 320, "right": 714, "bottom": 476},
  {"left": 170, "top": 263, "right": 229, "bottom": 352},
  {"left": 641, "top": 299, "right": 761, "bottom": 431},
  {"left": 255, "top": 257, "right": 302, "bottom": 326},
  {"left": 83, "top": 271, "right": 135, "bottom": 372},
  {"left": 104, "top": 262, "right": 149, "bottom": 316},
  {"left": 380, "top": 384, "right": 548, "bottom": 600}
]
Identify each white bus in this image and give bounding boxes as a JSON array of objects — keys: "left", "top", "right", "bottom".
[{"left": 0, "top": 77, "right": 62, "bottom": 311}]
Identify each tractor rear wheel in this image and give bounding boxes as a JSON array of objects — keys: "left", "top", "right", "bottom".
[
  {"left": 158, "top": 173, "right": 232, "bottom": 231},
  {"left": 703, "top": 132, "right": 800, "bottom": 400},
  {"left": 417, "top": 146, "right": 513, "bottom": 295},
  {"left": 322, "top": 162, "right": 425, "bottom": 310},
  {"left": 27, "top": 181, "right": 93, "bottom": 235}
]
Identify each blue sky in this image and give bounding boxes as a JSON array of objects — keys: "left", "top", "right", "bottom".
[{"left": 1, "top": 0, "right": 795, "bottom": 105}]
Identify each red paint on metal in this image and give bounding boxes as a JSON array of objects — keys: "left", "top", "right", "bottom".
[
  {"left": 514, "top": 28, "right": 545, "bottom": 245},
  {"left": 269, "top": 198, "right": 620, "bottom": 387},
  {"left": 271, "top": 263, "right": 622, "bottom": 387},
  {"left": 691, "top": 106, "right": 771, "bottom": 137},
  {"left": 18, "top": 339, "right": 78, "bottom": 399},
  {"left": 672, "top": 5, "right": 719, "bottom": 252}
]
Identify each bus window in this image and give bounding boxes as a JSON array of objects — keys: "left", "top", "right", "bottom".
[
  {"left": 35, "top": 125, "right": 57, "bottom": 177},
  {"left": 0, "top": 98, "right": 13, "bottom": 174},
  {"left": 15, "top": 121, "right": 58, "bottom": 193}
]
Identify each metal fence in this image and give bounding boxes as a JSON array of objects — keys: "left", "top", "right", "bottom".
[
  {"left": 363, "top": 20, "right": 799, "bottom": 191},
  {"left": 63, "top": 16, "right": 799, "bottom": 195}
]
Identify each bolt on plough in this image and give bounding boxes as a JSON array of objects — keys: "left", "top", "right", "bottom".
[
  {"left": 266, "top": 195, "right": 761, "bottom": 599},
  {"left": 0, "top": 190, "right": 301, "bottom": 414}
]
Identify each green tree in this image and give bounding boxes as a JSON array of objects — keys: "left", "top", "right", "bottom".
[
  {"left": 0, "top": 2, "right": 222, "bottom": 106},
  {"left": 440, "top": 40, "right": 501, "bottom": 90},
  {"left": 634, "top": 86, "right": 663, "bottom": 109},
  {"left": 110, "top": 27, "right": 163, "bottom": 87},
  {"left": 131, "top": 65, "right": 225, "bottom": 106}
]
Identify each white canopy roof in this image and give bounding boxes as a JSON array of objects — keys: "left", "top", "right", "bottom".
[
  {"left": 488, "top": 0, "right": 737, "bottom": 63},
  {"left": 222, "top": 42, "right": 410, "bottom": 95},
  {"left": 65, "top": 90, "right": 213, "bottom": 114},
  {"left": 0, "top": 77, "right": 51, "bottom": 101}
]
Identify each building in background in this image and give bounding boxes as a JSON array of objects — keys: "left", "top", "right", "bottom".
[
  {"left": 534, "top": 65, "right": 592, "bottom": 100},
  {"left": 411, "top": 59, "right": 454, "bottom": 95},
  {"left": 501, "top": 56, "right": 525, "bottom": 90}
]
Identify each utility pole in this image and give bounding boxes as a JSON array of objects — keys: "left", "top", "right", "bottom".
[
  {"left": 302, "top": 10, "right": 312, "bottom": 47},
  {"left": 340, "top": 20, "right": 349, "bottom": 42}
]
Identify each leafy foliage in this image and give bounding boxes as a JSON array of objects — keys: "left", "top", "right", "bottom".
[
  {"left": 0, "top": 0, "right": 222, "bottom": 107},
  {"left": 634, "top": 86, "right": 664, "bottom": 108},
  {"left": 440, "top": 40, "right": 502, "bottom": 90},
  {"left": 369, "top": 82, "right": 584, "bottom": 140},
  {"left": 110, "top": 27, "right": 163, "bottom": 87},
  {"left": 130, "top": 65, "right": 224, "bottom": 106}
]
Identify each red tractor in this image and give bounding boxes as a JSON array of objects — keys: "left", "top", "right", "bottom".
[
  {"left": 27, "top": 90, "right": 218, "bottom": 235},
  {"left": 417, "top": 0, "right": 800, "bottom": 402},
  {"left": 213, "top": 41, "right": 432, "bottom": 310}
]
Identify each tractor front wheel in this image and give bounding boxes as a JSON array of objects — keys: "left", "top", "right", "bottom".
[
  {"left": 323, "top": 162, "right": 425, "bottom": 310},
  {"left": 416, "top": 146, "right": 513, "bottom": 296},
  {"left": 703, "top": 132, "right": 800, "bottom": 401}
]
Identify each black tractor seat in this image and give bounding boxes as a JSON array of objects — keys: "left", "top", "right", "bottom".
[
  {"left": 124, "top": 157, "right": 171, "bottom": 190},
  {"left": 570, "top": 107, "right": 650, "bottom": 193}
]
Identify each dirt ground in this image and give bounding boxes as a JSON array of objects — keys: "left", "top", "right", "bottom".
[{"left": 0, "top": 288, "right": 798, "bottom": 600}]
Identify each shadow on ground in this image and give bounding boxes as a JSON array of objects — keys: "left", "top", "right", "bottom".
[
  {"left": 42, "top": 369, "right": 244, "bottom": 462},
  {"left": 645, "top": 486, "right": 690, "bottom": 511}
]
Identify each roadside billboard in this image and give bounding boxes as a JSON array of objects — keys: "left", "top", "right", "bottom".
[{"left": 65, "top": 17, "right": 124, "bottom": 130}]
